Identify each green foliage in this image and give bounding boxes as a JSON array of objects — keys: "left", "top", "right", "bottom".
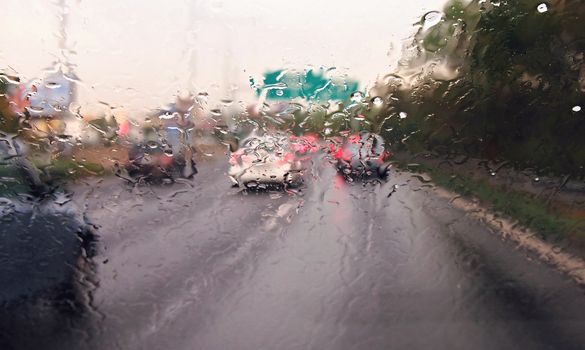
[
  {"left": 0, "top": 73, "right": 20, "bottom": 134},
  {"left": 42, "top": 159, "right": 105, "bottom": 178},
  {"left": 406, "top": 162, "right": 585, "bottom": 248},
  {"left": 383, "top": 0, "right": 585, "bottom": 177}
]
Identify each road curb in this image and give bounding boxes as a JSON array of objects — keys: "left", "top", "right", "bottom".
[{"left": 433, "top": 186, "right": 585, "bottom": 287}]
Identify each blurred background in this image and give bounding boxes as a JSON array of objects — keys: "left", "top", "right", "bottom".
[{"left": 0, "top": 0, "right": 444, "bottom": 114}]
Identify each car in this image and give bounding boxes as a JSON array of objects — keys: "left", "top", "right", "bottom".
[
  {"left": 0, "top": 192, "right": 97, "bottom": 350},
  {"left": 331, "top": 132, "right": 391, "bottom": 180},
  {"left": 0, "top": 193, "right": 96, "bottom": 308},
  {"left": 125, "top": 141, "right": 197, "bottom": 182},
  {"left": 228, "top": 134, "right": 305, "bottom": 189},
  {"left": 0, "top": 157, "right": 95, "bottom": 309},
  {"left": 288, "top": 134, "right": 320, "bottom": 156}
]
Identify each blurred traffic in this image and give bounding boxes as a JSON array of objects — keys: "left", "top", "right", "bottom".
[{"left": 3, "top": 1, "right": 585, "bottom": 349}]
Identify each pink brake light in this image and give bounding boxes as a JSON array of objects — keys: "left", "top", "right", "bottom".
[
  {"left": 348, "top": 134, "right": 360, "bottom": 144},
  {"left": 276, "top": 152, "right": 295, "bottom": 166},
  {"left": 160, "top": 155, "right": 173, "bottom": 167},
  {"left": 229, "top": 149, "right": 245, "bottom": 165}
]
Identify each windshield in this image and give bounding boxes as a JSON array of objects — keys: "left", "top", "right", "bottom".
[{"left": 2, "top": 1, "right": 585, "bottom": 349}]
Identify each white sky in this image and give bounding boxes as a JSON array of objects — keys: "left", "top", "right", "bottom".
[{"left": 0, "top": 0, "right": 446, "bottom": 115}]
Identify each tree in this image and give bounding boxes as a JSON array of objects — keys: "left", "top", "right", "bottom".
[
  {"left": 379, "top": 0, "right": 585, "bottom": 176},
  {"left": 0, "top": 73, "right": 22, "bottom": 134}
]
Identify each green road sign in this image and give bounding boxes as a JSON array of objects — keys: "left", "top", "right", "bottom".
[{"left": 251, "top": 68, "right": 359, "bottom": 102}]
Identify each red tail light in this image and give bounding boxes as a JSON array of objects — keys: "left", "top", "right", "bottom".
[{"left": 229, "top": 150, "right": 244, "bottom": 165}]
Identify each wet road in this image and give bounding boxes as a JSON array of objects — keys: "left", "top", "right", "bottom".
[{"left": 4, "top": 158, "right": 585, "bottom": 350}]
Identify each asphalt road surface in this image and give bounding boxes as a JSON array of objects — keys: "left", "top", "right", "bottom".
[{"left": 3, "top": 158, "right": 585, "bottom": 350}]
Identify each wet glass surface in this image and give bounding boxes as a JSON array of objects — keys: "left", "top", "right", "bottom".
[{"left": 2, "top": 1, "right": 585, "bottom": 349}]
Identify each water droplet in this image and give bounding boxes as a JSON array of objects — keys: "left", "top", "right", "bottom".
[
  {"left": 1, "top": 74, "right": 21, "bottom": 85},
  {"left": 372, "top": 96, "right": 384, "bottom": 106},
  {"left": 45, "top": 81, "right": 61, "bottom": 89},
  {"left": 159, "top": 112, "right": 175, "bottom": 120},
  {"left": 26, "top": 106, "right": 45, "bottom": 113},
  {"left": 422, "top": 11, "right": 442, "bottom": 30},
  {"left": 51, "top": 103, "right": 64, "bottom": 112},
  {"left": 53, "top": 192, "right": 72, "bottom": 205},
  {"left": 399, "top": 112, "right": 408, "bottom": 119},
  {"left": 537, "top": 3, "right": 548, "bottom": 13},
  {"left": 146, "top": 141, "right": 158, "bottom": 149},
  {"left": 572, "top": 105, "right": 581, "bottom": 112},
  {"left": 275, "top": 90, "right": 284, "bottom": 96},
  {"left": 354, "top": 114, "right": 365, "bottom": 121},
  {"left": 197, "top": 92, "right": 209, "bottom": 104},
  {"left": 210, "top": 109, "right": 222, "bottom": 116},
  {"left": 56, "top": 134, "right": 71, "bottom": 142},
  {"left": 69, "top": 101, "right": 81, "bottom": 112},
  {"left": 350, "top": 91, "right": 364, "bottom": 102}
]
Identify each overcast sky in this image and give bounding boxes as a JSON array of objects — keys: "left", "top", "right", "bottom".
[{"left": 1, "top": 0, "right": 446, "bottom": 114}]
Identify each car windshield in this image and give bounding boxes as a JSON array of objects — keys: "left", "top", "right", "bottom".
[{"left": 2, "top": 1, "right": 585, "bottom": 349}]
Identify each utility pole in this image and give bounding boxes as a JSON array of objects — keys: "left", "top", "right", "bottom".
[
  {"left": 186, "top": 0, "right": 203, "bottom": 93},
  {"left": 56, "top": 0, "right": 75, "bottom": 78}
]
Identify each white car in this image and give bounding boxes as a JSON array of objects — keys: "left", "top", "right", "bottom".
[{"left": 228, "top": 134, "right": 305, "bottom": 189}]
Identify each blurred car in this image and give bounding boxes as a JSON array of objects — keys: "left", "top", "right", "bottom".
[
  {"left": 125, "top": 141, "right": 196, "bottom": 182},
  {"left": 228, "top": 134, "right": 305, "bottom": 189},
  {"left": 288, "top": 134, "right": 320, "bottom": 157},
  {"left": 331, "top": 132, "right": 391, "bottom": 180},
  {"left": 0, "top": 194, "right": 95, "bottom": 308}
]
